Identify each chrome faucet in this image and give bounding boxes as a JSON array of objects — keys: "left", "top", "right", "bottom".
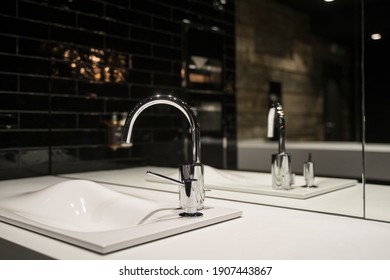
[
  {"left": 121, "top": 94, "right": 205, "bottom": 216},
  {"left": 267, "top": 102, "right": 294, "bottom": 189}
]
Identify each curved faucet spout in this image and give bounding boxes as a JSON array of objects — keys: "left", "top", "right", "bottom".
[
  {"left": 122, "top": 94, "right": 205, "bottom": 213},
  {"left": 121, "top": 94, "right": 201, "bottom": 164}
]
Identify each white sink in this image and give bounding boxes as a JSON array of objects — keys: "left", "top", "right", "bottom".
[
  {"left": 148, "top": 165, "right": 358, "bottom": 199},
  {"left": 0, "top": 179, "right": 241, "bottom": 254},
  {"left": 0, "top": 180, "right": 164, "bottom": 232}
]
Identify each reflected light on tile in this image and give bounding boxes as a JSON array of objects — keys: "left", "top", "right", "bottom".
[{"left": 53, "top": 44, "right": 128, "bottom": 84}]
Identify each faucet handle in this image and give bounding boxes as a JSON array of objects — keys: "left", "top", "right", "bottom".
[
  {"left": 303, "top": 153, "right": 316, "bottom": 188},
  {"left": 146, "top": 170, "right": 202, "bottom": 216},
  {"left": 146, "top": 170, "right": 187, "bottom": 186}
]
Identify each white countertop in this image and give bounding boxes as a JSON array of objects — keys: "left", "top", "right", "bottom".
[
  {"left": 61, "top": 166, "right": 364, "bottom": 217},
  {"left": 1, "top": 169, "right": 390, "bottom": 260}
]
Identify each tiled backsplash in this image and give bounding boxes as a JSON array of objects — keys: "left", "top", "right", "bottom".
[{"left": 0, "top": 0, "right": 236, "bottom": 180}]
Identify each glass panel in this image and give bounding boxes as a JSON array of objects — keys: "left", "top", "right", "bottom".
[
  {"left": 235, "top": 0, "right": 364, "bottom": 217},
  {"left": 364, "top": 0, "right": 390, "bottom": 222}
]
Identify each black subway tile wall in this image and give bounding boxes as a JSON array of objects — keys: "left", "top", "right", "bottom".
[{"left": 0, "top": 0, "right": 236, "bottom": 180}]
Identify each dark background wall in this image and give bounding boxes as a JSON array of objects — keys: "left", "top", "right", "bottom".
[{"left": 0, "top": 0, "right": 236, "bottom": 180}]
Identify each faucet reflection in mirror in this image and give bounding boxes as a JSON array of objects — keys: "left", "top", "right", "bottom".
[
  {"left": 267, "top": 102, "right": 295, "bottom": 190},
  {"left": 121, "top": 95, "right": 205, "bottom": 216}
]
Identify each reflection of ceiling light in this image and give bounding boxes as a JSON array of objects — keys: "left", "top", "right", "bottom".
[
  {"left": 324, "top": 0, "right": 335, "bottom": 2},
  {"left": 211, "top": 26, "right": 220, "bottom": 32},
  {"left": 371, "top": 33, "right": 382, "bottom": 40},
  {"left": 182, "top": 19, "right": 191, "bottom": 24}
]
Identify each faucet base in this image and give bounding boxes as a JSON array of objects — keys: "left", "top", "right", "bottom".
[
  {"left": 179, "top": 163, "right": 205, "bottom": 212},
  {"left": 271, "top": 153, "right": 294, "bottom": 190},
  {"left": 179, "top": 212, "right": 203, "bottom": 217}
]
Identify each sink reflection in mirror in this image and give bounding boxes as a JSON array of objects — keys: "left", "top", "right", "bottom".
[
  {"left": 147, "top": 165, "right": 357, "bottom": 199},
  {"left": 0, "top": 179, "right": 241, "bottom": 254}
]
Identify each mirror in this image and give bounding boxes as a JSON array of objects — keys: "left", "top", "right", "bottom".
[
  {"left": 236, "top": 0, "right": 361, "bottom": 142},
  {"left": 234, "top": 0, "right": 364, "bottom": 217}
]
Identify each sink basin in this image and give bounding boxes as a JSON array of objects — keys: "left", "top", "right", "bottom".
[
  {"left": 148, "top": 165, "right": 358, "bottom": 199},
  {"left": 0, "top": 179, "right": 241, "bottom": 254},
  {"left": 0, "top": 180, "right": 164, "bottom": 232}
]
